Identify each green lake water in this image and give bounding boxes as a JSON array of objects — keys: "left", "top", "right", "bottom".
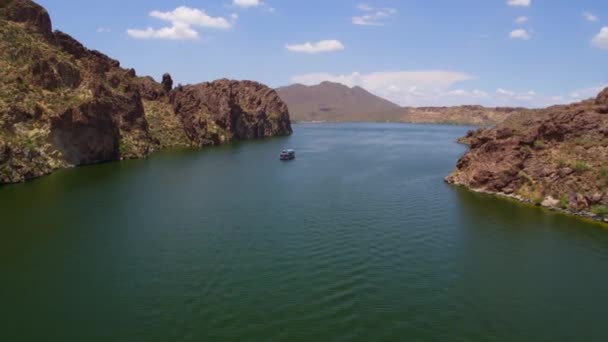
[{"left": 1, "top": 123, "right": 608, "bottom": 341}]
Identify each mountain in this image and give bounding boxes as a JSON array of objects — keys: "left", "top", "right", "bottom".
[
  {"left": 276, "top": 82, "right": 523, "bottom": 125},
  {"left": 276, "top": 81, "right": 401, "bottom": 122},
  {"left": 0, "top": 0, "right": 291, "bottom": 184},
  {"left": 446, "top": 88, "right": 608, "bottom": 223}
]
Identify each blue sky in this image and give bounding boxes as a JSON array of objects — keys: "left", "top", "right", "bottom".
[{"left": 37, "top": 0, "right": 608, "bottom": 107}]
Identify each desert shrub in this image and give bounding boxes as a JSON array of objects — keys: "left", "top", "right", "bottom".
[
  {"left": 533, "top": 140, "right": 546, "bottom": 150},
  {"left": 559, "top": 195, "right": 569, "bottom": 209},
  {"left": 575, "top": 136, "right": 596, "bottom": 148},
  {"left": 591, "top": 206, "right": 608, "bottom": 218},
  {"left": 557, "top": 159, "right": 568, "bottom": 168},
  {"left": 518, "top": 171, "right": 535, "bottom": 185},
  {"left": 572, "top": 161, "right": 590, "bottom": 173},
  {"left": 599, "top": 167, "right": 608, "bottom": 187},
  {"left": 521, "top": 145, "right": 533, "bottom": 154}
]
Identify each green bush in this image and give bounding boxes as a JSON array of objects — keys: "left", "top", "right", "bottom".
[
  {"left": 559, "top": 195, "right": 569, "bottom": 209},
  {"left": 599, "top": 167, "right": 608, "bottom": 187},
  {"left": 572, "top": 161, "right": 590, "bottom": 173},
  {"left": 533, "top": 140, "right": 546, "bottom": 150},
  {"left": 521, "top": 145, "right": 533, "bottom": 154},
  {"left": 518, "top": 171, "right": 535, "bottom": 185},
  {"left": 591, "top": 206, "right": 608, "bottom": 218},
  {"left": 557, "top": 159, "right": 568, "bottom": 168}
]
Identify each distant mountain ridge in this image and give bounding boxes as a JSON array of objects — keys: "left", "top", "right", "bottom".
[
  {"left": 276, "top": 81, "right": 401, "bottom": 122},
  {"left": 277, "top": 82, "right": 527, "bottom": 126}
]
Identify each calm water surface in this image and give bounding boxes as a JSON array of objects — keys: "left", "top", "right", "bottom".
[{"left": 2, "top": 123, "right": 608, "bottom": 341}]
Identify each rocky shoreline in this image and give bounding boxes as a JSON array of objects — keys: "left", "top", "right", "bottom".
[
  {"left": 0, "top": 0, "right": 292, "bottom": 185},
  {"left": 447, "top": 181, "right": 608, "bottom": 225},
  {"left": 446, "top": 88, "right": 608, "bottom": 224}
]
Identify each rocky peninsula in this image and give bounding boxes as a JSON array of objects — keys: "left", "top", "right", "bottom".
[
  {"left": 446, "top": 88, "right": 608, "bottom": 223},
  {"left": 0, "top": 0, "right": 292, "bottom": 184}
]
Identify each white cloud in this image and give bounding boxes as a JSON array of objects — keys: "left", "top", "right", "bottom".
[
  {"left": 291, "top": 70, "right": 473, "bottom": 106},
  {"left": 357, "top": 4, "right": 374, "bottom": 11},
  {"left": 127, "top": 23, "right": 199, "bottom": 40},
  {"left": 96, "top": 27, "right": 111, "bottom": 33},
  {"left": 514, "top": 16, "right": 528, "bottom": 24},
  {"left": 592, "top": 27, "right": 608, "bottom": 50},
  {"left": 497, "top": 88, "right": 516, "bottom": 96},
  {"left": 507, "top": 0, "right": 530, "bottom": 7},
  {"left": 285, "top": 40, "right": 345, "bottom": 54},
  {"left": 496, "top": 88, "right": 537, "bottom": 101},
  {"left": 569, "top": 85, "right": 607, "bottom": 99},
  {"left": 128, "top": 6, "right": 235, "bottom": 40},
  {"left": 233, "top": 0, "right": 261, "bottom": 8},
  {"left": 583, "top": 12, "right": 598, "bottom": 22},
  {"left": 446, "top": 89, "right": 489, "bottom": 98},
  {"left": 352, "top": 4, "right": 397, "bottom": 26},
  {"left": 510, "top": 29, "right": 531, "bottom": 40},
  {"left": 289, "top": 72, "right": 607, "bottom": 107},
  {"left": 149, "top": 7, "right": 233, "bottom": 29}
]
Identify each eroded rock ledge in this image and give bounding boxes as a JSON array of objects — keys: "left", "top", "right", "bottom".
[{"left": 446, "top": 88, "right": 608, "bottom": 223}]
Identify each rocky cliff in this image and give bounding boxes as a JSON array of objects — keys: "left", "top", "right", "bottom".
[
  {"left": 446, "top": 88, "right": 608, "bottom": 222},
  {"left": 0, "top": 0, "right": 291, "bottom": 184}
]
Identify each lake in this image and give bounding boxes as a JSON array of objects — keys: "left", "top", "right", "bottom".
[{"left": 1, "top": 123, "right": 608, "bottom": 341}]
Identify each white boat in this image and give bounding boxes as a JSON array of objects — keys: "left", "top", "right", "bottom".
[{"left": 280, "top": 149, "right": 295, "bottom": 161}]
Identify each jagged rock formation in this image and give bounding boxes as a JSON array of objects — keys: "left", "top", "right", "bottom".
[
  {"left": 171, "top": 80, "right": 292, "bottom": 146},
  {"left": 0, "top": 0, "right": 291, "bottom": 184},
  {"left": 446, "top": 89, "right": 608, "bottom": 222},
  {"left": 162, "top": 73, "right": 173, "bottom": 93}
]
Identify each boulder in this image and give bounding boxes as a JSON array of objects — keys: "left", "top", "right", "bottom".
[{"left": 0, "top": 0, "right": 52, "bottom": 38}]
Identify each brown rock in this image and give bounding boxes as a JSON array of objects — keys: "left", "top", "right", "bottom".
[
  {"left": 29, "top": 58, "right": 81, "bottom": 90},
  {"left": 596, "top": 87, "right": 608, "bottom": 106},
  {"left": 53, "top": 30, "right": 87, "bottom": 58},
  {"left": 170, "top": 79, "right": 292, "bottom": 146},
  {"left": 162, "top": 73, "right": 173, "bottom": 93},
  {"left": 588, "top": 193, "right": 603, "bottom": 204},
  {"left": 50, "top": 100, "right": 121, "bottom": 165},
  {"left": 541, "top": 196, "right": 559, "bottom": 208},
  {"left": 0, "top": 0, "right": 52, "bottom": 38},
  {"left": 558, "top": 167, "right": 574, "bottom": 178},
  {"left": 575, "top": 194, "right": 589, "bottom": 210}
]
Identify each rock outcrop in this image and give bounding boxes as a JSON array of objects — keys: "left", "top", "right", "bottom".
[
  {"left": 162, "top": 73, "right": 173, "bottom": 93},
  {"left": 446, "top": 90, "right": 608, "bottom": 222},
  {"left": 171, "top": 80, "right": 292, "bottom": 146},
  {"left": 0, "top": 0, "right": 292, "bottom": 184}
]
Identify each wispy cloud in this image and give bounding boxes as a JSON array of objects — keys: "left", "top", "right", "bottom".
[
  {"left": 570, "top": 85, "right": 607, "bottom": 99},
  {"left": 352, "top": 3, "right": 397, "bottom": 26},
  {"left": 285, "top": 40, "right": 345, "bottom": 54},
  {"left": 507, "top": 0, "right": 530, "bottom": 7},
  {"left": 232, "top": 0, "right": 274, "bottom": 12},
  {"left": 510, "top": 29, "right": 531, "bottom": 40},
  {"left": 96, "top": 27, "right": 111, "bottom": 33},
  {"left": 583, "top": 12, "right": 598, "bottom": 22},
  {"left": 233, "top": 0, "right": 261, "bottom": 8},
  {"left": 592, "top": 27, "right": 608, "bottom": 50},
  {"left": 127, "top": 6, "right": 235, "bottom": 40},
  {"left": 291, "top": 70, "right": 473, "bottom": 106},
  {"left": 514, "top": 16, "right": 528, "bottom": 24}
]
